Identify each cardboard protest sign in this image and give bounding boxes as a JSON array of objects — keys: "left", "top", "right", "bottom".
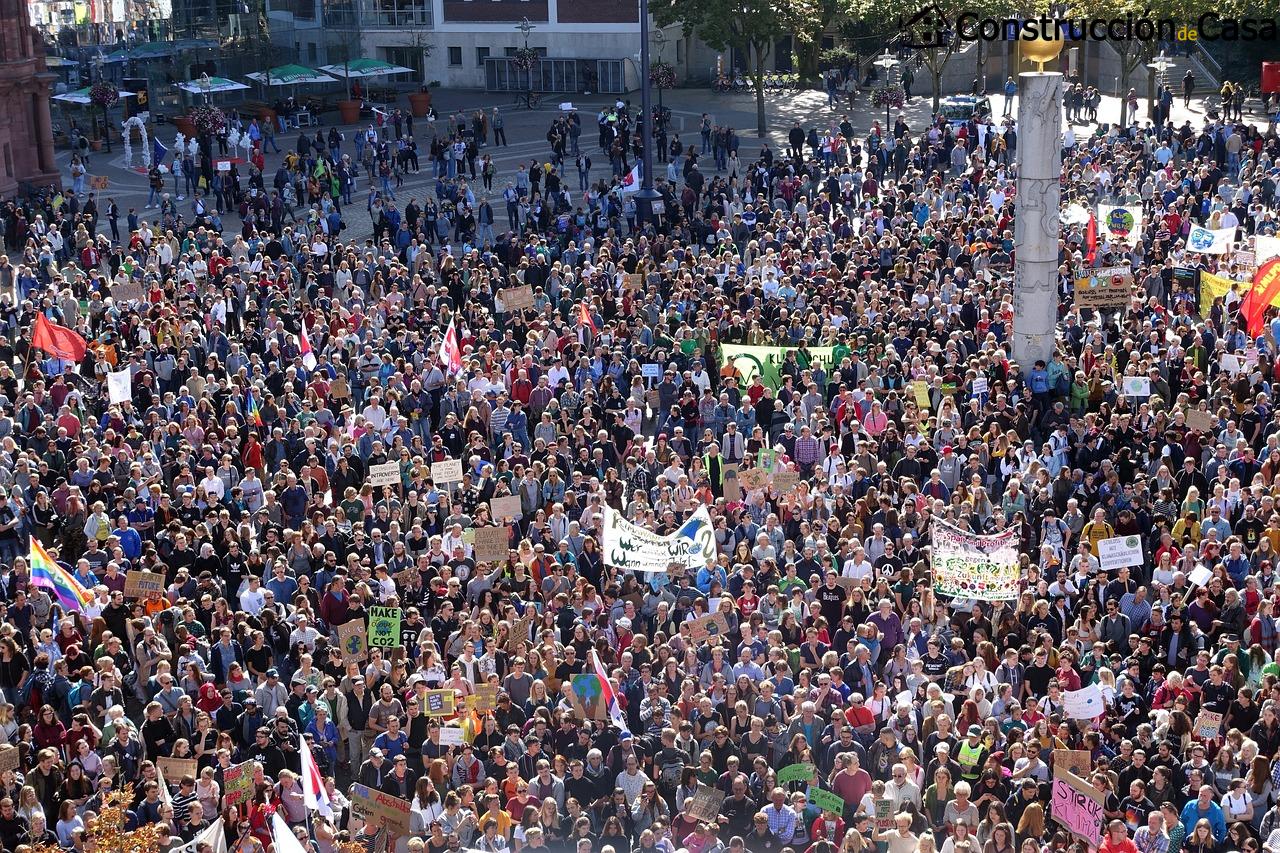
[
  {"left": 874, "top": 798, "right": 894, "bottom": 832},
  {"left": 738, "top": 468, "right": 769, "bottom": 490},
  {"left": 367, "top": 606, "right": 402, "bottom": 648},
  {"left": 1063, "top": 684, "right": 1104, "bottom": 720},
  {"left": 772, "top": 471, "right": 800, "bottom": 492},
  {"left": 337, "top": 620, "right": 368, "bottom": 664},
  {"left": 1195, "top": 710, "right": 1223, "bottom": 740},
  {"left": 112, "top": 280, "right": 145, "bottom": 303},
  {"left": 491, "top": 496, "right": 522, "bottom": 521},
  {"left": 349, "top": 783, "right": 412, "bottom": 833},
  {"left": 1075, "top": 266, "right": 1134, "bottom": 308},
  {"left": 471, "top": 684, "right": 499, "bottom": 712},
  {"left": 1053, "top": 749, "right": 1092, "bottom": 779},
  {"left": 686, "top": 786, "right": 726, "bottom": 823},
  {"left": 1185, "top": 409, "right": 1217, "bottom": 433},
  {"left": 500, "top": 285, "right": 535, "bottom": 311},
  {"left": 438, "top": 726, "right": 465, "bottom": 746},
  {"left": 687, "top": 612, "right": 730, "bottom": 642},
  {"left": 1097, "top": 536, "right": 1143, "bottom": 572},
  {"left": 1051, "top": 768, "right": 1104, "bottom": 845},
  {"left": 507, "top": 612, "right": 535, "bottom": 651},
  {"left": 223, "top": 760, "right": 255, "bottom": 805},
  {"left": 90, "top": 175, "right": 110, "bottom": 189},
  {"left": 431, "top": 459, "right": 464, "bottom": 484},
  {"left": 422, "top": 689, "right": 456, "bottom": 716},
  {"left": 123, "top": 570, "right": 166, "bottom": 599},
  {"left": 366, "top": 461, "right": 400, "bottom": 488},
  {"left": 0, "top": 746, "right": 19, "bottom": 773},
  {"left": 777, "top": 763, "right": 816, "bottom": 784},
  {"left": 474, "top": 526, "right": 510, "bottom": 563},
  {"left": 723, "top": 464, "right": 741, "bottom": 501},
  {"left": 157, "top": 757, "right": 198, "bottom": 781},
  {"left": 808, "top": 787, "right": 845, "bottom": 815},
  {"left": 567, "top": 673, "right": 609, "bottom": 720}
]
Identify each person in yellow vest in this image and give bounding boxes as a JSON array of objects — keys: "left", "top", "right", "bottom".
[
  {"left": 1080, "top": 507, "right": 1114, "bottom": 557},
  {"left": 955, "top": 724, "right": 989, "bottom": 785}
]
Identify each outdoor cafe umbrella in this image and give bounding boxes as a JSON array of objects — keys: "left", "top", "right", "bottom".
[
  {"left": 52, "top": 87, "right": 136, "bottom": 105},
  {"left": 179, "top": 76, "right": 251, "bottom": 96},
  {"left": 245, "top": 64, "right": 335, "bottom": 86},
  {"left": 318, "top": 58, "right": 415, "bottom": 78}
]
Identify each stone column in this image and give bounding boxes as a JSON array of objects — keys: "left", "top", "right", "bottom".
[{"left": 1011, "top": 71, "right": 1063, "bottom": 369}]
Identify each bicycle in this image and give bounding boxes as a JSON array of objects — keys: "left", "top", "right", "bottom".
[{"left": 514, "top": 91, "right": 543, "bottom": 110}]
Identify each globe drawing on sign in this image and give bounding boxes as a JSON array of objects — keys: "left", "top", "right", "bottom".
[
  {"left": 373, "top": 619, "right": 395, "bottom": 641},
  {"left": 346, "top": 635, "right": 364, "bottom": 656},
  {"left": 1106, "top": 207, "right": 1135, "bottom": 239},
  {"left": 1188, "top": 228, "right": 1215, "bottom": 251},
  {"left": 1125, "top": 536, "right": 1139, "bottom": 548},
  {"left": 570, "top": 673, "right": 606, "bottom": 720}
]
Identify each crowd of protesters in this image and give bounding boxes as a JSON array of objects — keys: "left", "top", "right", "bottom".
[{"left": 0, "top": 60, "right": 1277, "bottom": 853}]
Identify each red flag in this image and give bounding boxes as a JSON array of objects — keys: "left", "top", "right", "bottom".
[
  {"left": 1243, "top": 257, "right": 1280, "bottom": 338},
  {"left": 577, "top": 303, "right": 597, "bottom": 334},
  {"left": 1085, "top": 212, "right": 1097, "bottom": 266},
  {"left": 439, "top": 320, "right": 463, "bottom": 376},
  {"left": 31, "top": 314, "right": 87, "bottom": 362}
]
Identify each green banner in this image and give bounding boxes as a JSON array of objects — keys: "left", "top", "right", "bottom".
[
  {"left": 778, "top": 763, "right": 816, "bottom": 783},
  {"left": 718, "top": 344, "right": 838, "bottom": 389},
  {"left": 808, "top": 786, "right": 846, "bottom": 814},
  {"left": 367, "top": 605, "right": 402, "bottom": 648}
]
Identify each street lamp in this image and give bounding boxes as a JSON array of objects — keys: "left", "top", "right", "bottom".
[
  {"left": 874, "top": 48, "right": 899, "bottom": 130},
  {"left": 92, "top": 50, "right": 112, "bottom": 153},
  {"left": 652, "top": 28, "right": 666, "bottom": 114},
  {"left": 634, "top": 0, "right": 661, "bottom": 224},
  {"left": 1147, "top": 50, "right": 1173, "bottom": 123}
]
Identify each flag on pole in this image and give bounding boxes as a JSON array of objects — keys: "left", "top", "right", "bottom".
[
  {"left": 439, "top": 321, "right": 463, "bottom": 376},
  {"left": 153, "top": 137, "right": 169, "bottom": 168},
  {"left": 1085, "top": 211, "right": 1097, "bottom": 265},
  {"left": 299, "top": 733, "right": 333, "bottom": 817},
  {"left": 31, "top": 314, "right": 87, "bottom": 362},
  {"left": 270, "top": 812, "right": 311, "bottom": 853},
  {"left": 590, "top": 650, "right": 630, "bottom": 736},
  {"left": 298, "top": 324, "right": 317, "bottom": 370},
  {"left": 1243, "top": 257, "right": 1280, "bottom": 338},
  {"left": 155, "top": 758, "right": 173, "bottom": 806},
  {"left": 577, "top": 303, "right": 597, "bottom": 334},
  {"left": 620, "top": 163, "right": 642, "bottom": 194},
  {"left": 28, "top": 537, "right": 92, "bottom": 613},
  {"left": 245, "top": 387, "right": 263, "bottom": 426}
]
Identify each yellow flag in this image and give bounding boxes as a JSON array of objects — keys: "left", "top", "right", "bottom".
[{"left": 1199, "top": 270, "right": 1248, "bottom": 317}]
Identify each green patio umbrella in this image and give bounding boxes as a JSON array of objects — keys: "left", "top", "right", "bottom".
[
  {"left": 318, "top": 58, "right": 415, "bottom": 78},
  {"left": 245, "top": 64, "right": 336, "bottom": 86},
  {"left": 179, "top": 76, "right": 251, "bottom": 96},
  {"left": 51, "top": 86, "right": 136, "bottom": 105}
]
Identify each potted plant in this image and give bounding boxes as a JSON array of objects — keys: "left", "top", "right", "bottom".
[
  {"left": 189, "top": 105, "right": 225, "bottom": 159},
  {"left": 408, "top": 87, "right": 432, "bottom": 117},
  {"left": 88, "top": 81, "right": 118, "bottom": 153}
]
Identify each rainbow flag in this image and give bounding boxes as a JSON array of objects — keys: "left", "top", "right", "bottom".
[
  {"left": 28, "top": 537, "right": 92, "bottom": 612},
  {"left": 245, "top": 387, "right": 262, "bottom": 426}
]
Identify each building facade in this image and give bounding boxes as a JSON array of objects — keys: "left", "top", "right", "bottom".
[{"left": 0, "top": 0, "right": 61, "bottom": 197}]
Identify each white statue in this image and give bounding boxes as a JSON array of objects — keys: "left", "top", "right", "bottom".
[
  {"left": 175, "top": 131, "right": 186, "bottom": 153},
  {"left": 227, "top": 127, "right": 241, "bottom": 151},
  {"left": 120, "top": 115, "right": 150, "bottom": 169},
  {"left": 238, "top": 131, "right": 252, "bottom": 157},
  {"left": 186, "top": 138, "right": 198, "bottom": 158}
]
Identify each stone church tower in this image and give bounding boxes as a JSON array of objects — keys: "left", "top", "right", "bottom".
[{"left": 0, "top": 0, "right": 60, "bottom": 197}]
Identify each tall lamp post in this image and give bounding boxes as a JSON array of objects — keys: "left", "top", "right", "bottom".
[
  {"left": 652, "top": 28, "right": 666, "bottom": 113},
  {"left": 874, "top": 49, "right": 899, "bottom": 130},
  {"left": 1146, "top": 51, "right": 1173, "bottom": 124},
  {"left": 92, "top": 50, "right": 113, "bottom": 153},
  {"left": 634, "top": 0, "right": 661, "bottom": 224},
  {"left": 515, "top": 17, "right": 536, "bottom": 100}
]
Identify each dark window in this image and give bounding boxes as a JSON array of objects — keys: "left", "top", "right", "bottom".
[{"left": 448, "top": 46, "right": 463, "bottom": 66}]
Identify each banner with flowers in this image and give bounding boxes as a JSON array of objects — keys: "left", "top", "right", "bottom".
[{"left": 930, "top": 519, "right": 1021, "bottom": 600}]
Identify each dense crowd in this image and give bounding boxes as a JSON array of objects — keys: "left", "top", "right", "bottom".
[{"left": 0, "top": 71, "right": 1276, "bottom": 853}]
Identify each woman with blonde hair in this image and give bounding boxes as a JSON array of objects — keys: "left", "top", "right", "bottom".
[{"left": 1014, "top": 802, "right": 1044, "bottom": 845}]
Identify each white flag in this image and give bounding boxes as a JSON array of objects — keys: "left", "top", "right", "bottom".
[
  {"left": 270, "top": 812, "right": 310, "bottom": 853},
  {"left": 299, "top": 732, "right": 333, "bottom": 817},
  {"left": 173, "top": 818, "right": 227, "bottom": 853},
  {"left": 107, "top": 367, "right": 132, "bottom": 405},
  {"left": 1256, "top": 235, "right": 1280, "bottom": 264},
  {"left": 620, "top": 164, "right": 642, "bottom": 194}
]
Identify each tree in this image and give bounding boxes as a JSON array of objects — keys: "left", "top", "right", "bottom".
[
  {"left": 793, "top": 0, "right": 870, "bottom": 82},
  {"left": 652, "top": 0, "right": 807, "bottom": 136}
]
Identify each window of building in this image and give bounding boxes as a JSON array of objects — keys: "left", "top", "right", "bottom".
[
  {"left": 448, "top": 46, "right": 463, "bottom": 66},
  {"left": 477, "top": 47, "right": 490, "bottom": 67},
  {"left": 307, "top": 43, "right": 317, "bottom": 62}
]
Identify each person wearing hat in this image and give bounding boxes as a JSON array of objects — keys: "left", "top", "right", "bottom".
[
  {"left": 956, "top": 724, "right": 989, "bottom": 785},
  {"left": 358, "top": 747, "right": 389, "bottom": 789}
]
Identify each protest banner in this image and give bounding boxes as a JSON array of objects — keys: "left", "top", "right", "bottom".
[
  {"left": 1051, "top": 768, "right": 1104, "bottom": 845},
  {"left": 641, "top": 363, "right": 662, "bottom": 379},
  {"left": 931, "top": 519, "right": 1020, "bottom": 600},
  {"left": 422, "top": 689, "right": 456, "bottom": 716},
  {"left": 472, "top": 684, "right": 499, "bottom": 712},
  {"left": 1054, "top": 749, "right": 1092, "bottom": 779},
  {"left": 1097, "top": 536, "right": 1143, "bottom": 572},
  {"left": 1195, "top": 710, "right": 1223, "bottom": 740},
  {"left": 718, "top": 344, "right": 837, "bottom": 389},
  {"left": 431, "top": 459, "right": 464, "bottom": 484},
  {"left": 1098, "top": 204, "right": 1143, "bottom": 246},
  {"left": 1199, "top": 269, "right": 1248, "bottom": 317},
  {"left": 157, "top": 757, "right": 198, "bottom": 781},
  {"left": 0, "top": 746, "right": 19, "bottom": 773},
  {"left": 349, "top": 784, "right": 412, "bottom": 833},
  {"left": 777, "top": 763, "right": 816, "bottom": 784},
  {"left": 687, "top": 612, "right": 731, "bottom": 642},
  {"left": 112, "top": 280, "right": 145, "bottom": 303},
  {"left": 336, "top": 620, "right": 368, "bottom": 664},
  {"left": 123, "top": 570, "right": 166, "bottom": 598},
  {"left": 500, "top": 285, "right": 535, "bottom": 311},
  {"left": 438, "top": 726, "right": 465, "bottom": 746},
  {"left": 686, "top": 787, "right": 726, "bottom": 823},
  {"left": 474, "top": 526, "right": 510, "bottom": 563},
  {"left": 1063, "top": 683, "right": 1104, "bottom": 720},
  {"left": 367, "top": 606, "right": 402, "bottom": 648},
  {"left": 737, "top": 468, "right": 769, "bottom": 491},
  {"left": 601, "top": 504, "right": 716, "bottom": 572},
  {"left": 1188, "top": 564, "right": 1213, "bottom": 587},
  {"left": 491, "top": 496, "right": 522, "bottom": 521},
  {"left": 222, "top": 760, "right": 254, "bottom": 805},
  {"left": 723, "top": 464, "right": 741, "bottom": 501},
  {"left": 1075, "top": 266, "right": 1134, "bottom": 308},
  {"left": 568, "top": 673, "right": 609, "bottom": 720},
  {"left": 1121, "top": 376, "right": 1151, "bottom": 397},
  {"left": 912, "top": 380, "right": 931, "bottom": 409},
  {"left": 1185, "top": 409, "right": 1217, "bottom": 434},
  {"left": 366, "top": 461, "right": 400, "bottom": 488},
  {"left": 507, "top": 611, "right": 535, "bottom": 651},
  {"left": 807, "top": 787, "right": 845, "bottom": 815},
  {"left": 772, "top": 471, "right": 800, "bottom": 492}
]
